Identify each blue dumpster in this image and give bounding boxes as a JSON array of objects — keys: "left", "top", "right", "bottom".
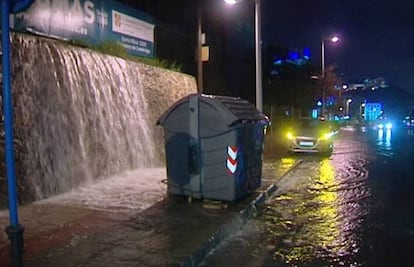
[{"left": 157, "top": 94, "right": 269, "bottom": 202}]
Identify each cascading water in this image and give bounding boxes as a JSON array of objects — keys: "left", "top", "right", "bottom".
[{"left": 7, "top": 34, "right": 171, "bottom": 202}]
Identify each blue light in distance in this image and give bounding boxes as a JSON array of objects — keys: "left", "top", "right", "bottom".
[
  {"left": 312, "top": 109, "right": 318, "bottom": 118},
  {"left": 288, "top": 51, "right": 299, "bottom": 61},
  {"left": 303, "top": 47, "right": 311, "bottom": 59},
  {"left": 273, "top": 59, "right": 283, "bottom": 65}
]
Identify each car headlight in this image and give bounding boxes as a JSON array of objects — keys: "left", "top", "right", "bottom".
[
  {"left": 385, "top": 123, "right": 392, "bottom": 129},
  {"left": 378, "top": 122, "right": 392, "bottom": 130},
  {"left": 286, "top": 132, "right": 295, "bottom": 140},
  {"left": 320, "top": 132, "right": 333, "bottom": 141}
]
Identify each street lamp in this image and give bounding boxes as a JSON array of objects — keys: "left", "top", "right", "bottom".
[
  {"left": 321, "top": 35, "right": 339, "bottom": 116},
  {"left": 360, "top": 101, "right": 366, "bottom": 119},
  {"left": 224, "top": 0, "right": 262, "bottom": 112},
  {"left": 346, "top": 98, "right": 352, "bottom": 115}
]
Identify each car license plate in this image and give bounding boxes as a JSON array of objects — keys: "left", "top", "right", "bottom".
[{"left": 299, "top": 141, "right": 314, "bottom": 146}]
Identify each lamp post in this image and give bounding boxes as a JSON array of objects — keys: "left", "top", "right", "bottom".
[
  {"left": 360, "top": 102, "right": 366, "bottom": 120},
  {"left": 346, "top": 98, "right": 353, "bottom": 115},
  {"left": 224, "top": 0, "right": 262, "bottom": 112},
  {"left": 321, "top": 35, "right": 339, "bottom": 116},
  {"left": 197, "top": 4, "right": 203, "bottom": 93}
]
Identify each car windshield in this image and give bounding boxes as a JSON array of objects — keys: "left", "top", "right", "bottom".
[
  {"left": 298, "top": 119, "right": 322, "bottom": 129},
  {"left": 291, "top": 118, "right": 329, "bottom": 130}
]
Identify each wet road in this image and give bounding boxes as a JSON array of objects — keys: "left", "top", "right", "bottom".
[{"left": 200, "top": 126, "right": 414, "bottom": 267}]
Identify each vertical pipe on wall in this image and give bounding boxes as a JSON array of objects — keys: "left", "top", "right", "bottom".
[{"left": 2, "top": 1, "right": 25, "bottom": 265}]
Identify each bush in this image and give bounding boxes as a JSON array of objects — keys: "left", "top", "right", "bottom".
[
  {"left": 68, "top": 40, "right": 182, "bottom": 72},
  {"left": 92, "top": 41, "right": 129, "bottom": 58}
]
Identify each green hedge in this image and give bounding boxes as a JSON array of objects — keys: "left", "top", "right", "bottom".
[{"left": 68, "top": 40, "right": 182, "bottom": 72}]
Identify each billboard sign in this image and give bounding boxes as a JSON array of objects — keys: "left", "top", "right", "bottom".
[{"left": 10, "top": 0, "right": 155, "bottom": 58}]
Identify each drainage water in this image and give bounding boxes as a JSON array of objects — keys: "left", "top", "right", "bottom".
[{"left": 11, "top": 34, "right": 157, "bottom": 201}]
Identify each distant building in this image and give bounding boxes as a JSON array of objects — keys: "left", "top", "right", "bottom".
[
  {"left": 344, "top": 77, "right": 389, "bottom": 92},
  {"left": 271, "top": 47, "right": 310, "bottom": 67},
  {"left": 347, "top": 83, "right": 365, "bottom": 91}
]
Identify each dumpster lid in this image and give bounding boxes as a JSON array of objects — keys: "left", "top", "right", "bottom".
[{"left": 157, "top": 94, "right": 269, "bottom": 127}]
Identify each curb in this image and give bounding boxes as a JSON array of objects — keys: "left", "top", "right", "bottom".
[
  {"left": 178, "top": 159, "right": 303, "bottom": 267},
  {"left": 241, "top": 158, "right": 303, "bottom": 218}
]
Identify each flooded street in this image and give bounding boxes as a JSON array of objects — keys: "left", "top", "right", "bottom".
[
  {"left": 201, "top": 126, "right": 414, "bottom": 267},
  {"left": 2, "top": 126, "right": 414, "bottom": 266},
  {"left": 0, "top": 156, "right": 299, "bottom": 266}
]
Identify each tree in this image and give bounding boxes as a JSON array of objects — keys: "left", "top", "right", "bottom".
[
  {"left": 263, "top": 45, "right": 318, "bottom": 114},
  {"left": 318, "top": 64, "right": 343, "bottom": 115}
]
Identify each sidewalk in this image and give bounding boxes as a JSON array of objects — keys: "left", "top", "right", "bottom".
[{"left": 0, "top": 157, "right": 301, "bottom": 267}]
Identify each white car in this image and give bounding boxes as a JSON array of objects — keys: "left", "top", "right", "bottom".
[{"left": 285, "top": 117, "right": 336, "bottom": 156}]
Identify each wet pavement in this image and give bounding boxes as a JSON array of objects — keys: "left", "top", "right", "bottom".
[
  {"left": 0, "top": 155, "right": 299, "bottom": 267},
  {"left": 5, "top": 127, "right": 413, "bottom": 267},
  {"left": 199, "top": 127, "right": 414, "bottom": 267}
]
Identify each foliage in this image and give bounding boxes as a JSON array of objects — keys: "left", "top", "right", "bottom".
[
  {"left": 264, "top": 60, "right": 316, "bottom": 112},
  {"left": 136, "top": 57, "right": 182, "bottom": 72},
  {"left": 67, "top": 39, "right": 90, "bottom": 48},
  {"left": 92, "top": 41, "right": 129, "bottom": 58},
  {"left": 67, "top": 40, "right": 182, "bottom": 72},
  {"left": 317, "top": 64, "right": 343, "bottom": 113},
  {"left": 319, "top": 65, "right": 343, "bottom": 99},
  {"left": 263, "top": 44, "right": 343, "bottom": 115}
]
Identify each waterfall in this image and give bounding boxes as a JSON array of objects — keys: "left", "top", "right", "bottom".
[{"left": 9, "top": 34, "right": 164, "bottom": 201}]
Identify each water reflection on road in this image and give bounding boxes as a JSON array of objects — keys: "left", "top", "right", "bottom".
[
  {"left": 263, "top": 131, "right": 371, "bottom": 266},
  {"left": 201, "top": 127, "right": 385, "bottom": 267},
  {"left": 376, "top": 128, "right": 393, "bottom": 156}
]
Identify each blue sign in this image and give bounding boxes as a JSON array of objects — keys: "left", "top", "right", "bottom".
[
  {"left": 10, "top": 0, "right": 155, "bottom": 58},
  {"left": 11, "top": 0, "right": 34, "bottom": 13},
  {"left": 364, "top": 102, "right": 383, "bottom": 121}
]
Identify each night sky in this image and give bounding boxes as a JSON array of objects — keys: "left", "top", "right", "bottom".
[
  {"left": 127, "top": 0, "right": 414, "bottom": 95},
  {"left": 260, "top": 0, "right": 414, "bottom": 92}
]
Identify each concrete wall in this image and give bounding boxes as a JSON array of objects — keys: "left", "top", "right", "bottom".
[
  {"left": 138, "top": 63, "right": 198, "bottom": 163},
  {"left": 0, "top": 33, "right": 197, "bottom": 206}
]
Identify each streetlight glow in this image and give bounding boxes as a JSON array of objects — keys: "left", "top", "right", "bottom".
[
  {"left": 331, "top": 36, "right": 339, "bottom": 43},
  {"left": 321, "top": 35, "right": 340, "bottom": 78},
  {"left": 224, "top": 0, "right": 237, "bottom": 4},
  {"left": 346, "top": 98, "right": 352, "bottom": 115}
]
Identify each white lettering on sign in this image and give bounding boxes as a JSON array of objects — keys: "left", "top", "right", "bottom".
[
  {"left": 96, "top": 9, "right": 108, "bottom": 26},
  {"left": 29, "top": 0, "right": 96, "bottom": 25},
  {"left": 84, "top": 1, "right": 96, "bottom": 24}
]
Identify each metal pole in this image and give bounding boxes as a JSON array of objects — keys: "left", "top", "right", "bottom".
[
  {"left": 321, "top": 39, "right": 325, "bottom": 79},
  {"left": 255, "top": 0, "right": 262, "bottom": 112},
  {"left": 197, "top": 5, "right": 203, "bottom": 93},
  {"left": 338, "top": 86, "right": 342, "bottom": 110},
  {"left": 321, "top": 39, "right": 325, "bottom": 116},
  {"left": 2, "top": 0, "right": 25, "bottom": 265},
  {"left": 1, "top": 0, "right": 19, "bottom": 227}
]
